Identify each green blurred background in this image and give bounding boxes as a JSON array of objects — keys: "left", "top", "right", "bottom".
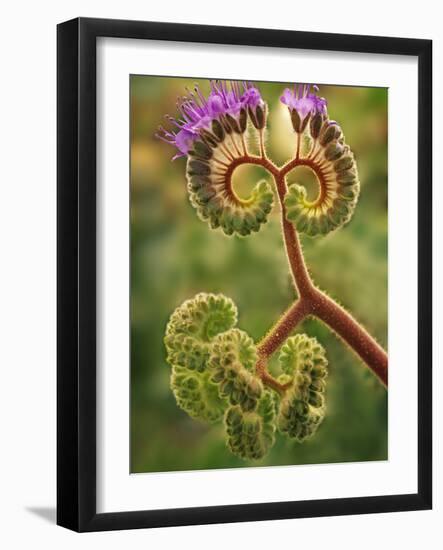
[{"left": 130, "top": 76, "right": 388, "bottom": 473}]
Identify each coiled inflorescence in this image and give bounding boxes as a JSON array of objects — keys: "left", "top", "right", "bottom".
[
  {"left": 170, "top": 367, "right": 227, "bottom": 423},
  {"left": 157, "top": 81, "right": 274, "bottom": 237},
  {"left": 281, "top": 85, "right": 360, "bottom": 237},
  {"left": 224, "top": 391, "right": 276, "bottom": 460},
  {"left": 187, "top": 143, "right": 274, "bottom": 237},
  {"left": 277, "top": 334, "right": 328, "bottom": 441},
  {"left": 165, "top": 293, "right": 238, "bottom": 423},
  {"left": 165, "top": 293, "right": 279, "bottom": 460},
  {"left": 164, "top": 293, "right": 330, "bottom": 459},
  {"left": 209, "top": 329, "right": 262, "bottom": 411},
  {"left": 164, "top": 293, "right": 237, "bottom": 372}
]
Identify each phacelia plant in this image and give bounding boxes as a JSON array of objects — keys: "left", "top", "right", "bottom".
[{"left": 157, "top": 81, "right": 387, "bottom": 461}]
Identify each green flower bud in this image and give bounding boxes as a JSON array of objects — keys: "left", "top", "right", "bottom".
[
  {"left": 277, "top": 391, "right": 326, "bottom": 441},
  {"left": 279, "top": 334, "right": 326, "bottom": 376},
  {"left": 224, "top": 391, "right": 276, "bottom": 460},
  {"left": 164, "top": 293, "right": 237, "bottom": 372},
  {"left": 324, "top": 142, "right": 344, "bottom": 161},
  {"left": 334, "top": 155, "right": 354, "bottom": 172},
  {"left": 308, "top": 390, "right": 324, "bottom": 408},
  {"left": 336, "top": 169, "right": 358, "bottom": 185},
  {"left": 277, "top": 334, "right": 328, "bottom": 442},
  {"left": 209, "top": 329, "right": 263, "bottom": 412},
  {"left": 171, "top": 366, "right": 227, "bottom": 423}
]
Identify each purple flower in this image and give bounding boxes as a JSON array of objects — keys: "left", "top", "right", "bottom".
[
  {"left": 156, "top": 80, "right": 264, "bottom": 159},
  {"left": 242, "top": 87, "right": 262, "bottom": 109},
  {"left": 174, "top": 129, "right": 197, "bottom": 159},
  {"left": 280, "top": 84, "right": 327, "bottom": 130}
]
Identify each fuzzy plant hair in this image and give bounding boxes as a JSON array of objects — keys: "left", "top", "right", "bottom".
[{"left": 157, "top": 81, "right": 387, "bottom": 461}]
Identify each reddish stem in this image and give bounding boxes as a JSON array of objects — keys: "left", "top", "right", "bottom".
[
  {"left": 310, "top": 290, "right": 388, "bottom": 386},
  {"left": 272, "top": 171, "right": 315, "bottom": 298},
  {"left": 257, "top": 299, "right": 309, "bottom": 359},
  {"left": 224, "top": 154, "right": 388, "bottom": 388}
]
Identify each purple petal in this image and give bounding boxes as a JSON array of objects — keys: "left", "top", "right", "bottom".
[
  {"left": 207, "top": 93, "right": 225, "bottom": 117},
  {"left": 156, "top": 80, "right": 266, "bottom": 159},
  {"left": 241, "top": 87, "right": 262, "bottom": 108},
  {"left": 279, "top": 84, "right": 328, "bottom": 119},
  {"left": 280, "top": 88, "right": 294, "bottom": 108},
  {"left": 175, "top": 129, "right": 196, "bottom": 155}
]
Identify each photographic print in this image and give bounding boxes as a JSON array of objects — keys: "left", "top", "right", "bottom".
[
  {"left": 130, "top": 76, "right": 388, "bottom": 474},
  {"left": 57, "top": 19, "right": 431, "bottom": 530}
]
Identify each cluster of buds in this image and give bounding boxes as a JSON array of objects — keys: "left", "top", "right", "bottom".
[
  {"left": 164, "top": 293, "right": 329, "bottom": 460},
  {"left": 225, "top": 391, "right": 276, "bottom": 460},
  {"left": 164, "top": 293, "right": 237, "bottom": 373},
  {"left": 165, "top": 293, "right": 277, "bottom": 459},
  {"left": 280, "top": 85, "right": 360, "bottom": 237},
  {"left": 165, "top": 294, "right": 237, "bottom": 423},
  {"left": 157, "top": 80, "right": 360, "bottom": 239},
  {"left": 157, "top": 81, "right": 274, "bottom": 237},
  {"left": 170, "top": 366, "right": 227, "bottom": 423},
  {"left": 209, "top": 328, "right": 263, "bottom": 412},
  {"left": 277, "top": 335, "right": 328, "bottom": 441}
]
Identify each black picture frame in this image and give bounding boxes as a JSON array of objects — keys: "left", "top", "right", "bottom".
[{"left": 57, "top": 17, "right": 432, "bottom": 532}]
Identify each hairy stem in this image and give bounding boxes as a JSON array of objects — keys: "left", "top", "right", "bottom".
[
  {"left": 224, "top": 154, "right": 388, "bottom": 388},
  {"left": 257, "top": 299, "right": 309, "bottom": 358},
  {"left": 272, "top": 171, "right": 315, "bottom": 297},
  {"left": 310, "top": 289, "right": 388, "bottom": 386}
]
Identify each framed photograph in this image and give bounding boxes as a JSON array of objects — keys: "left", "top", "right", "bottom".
[{"left": 57, "top": 17, "right": 432, "bottom": 531}]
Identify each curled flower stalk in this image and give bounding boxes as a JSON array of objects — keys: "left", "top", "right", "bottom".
[
  {"left": 158, "top": 80, "right": 388, "bottom": 461},
  {"left": 280, "top": 84, "right": 360, "bottom": 237},
  {"left": 158, "top": 81, "right": 273, "bottom": 236}
]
